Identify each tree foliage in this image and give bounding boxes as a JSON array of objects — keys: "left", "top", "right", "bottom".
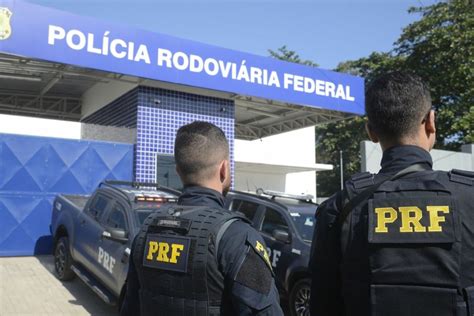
[
  {"left": 396, "top": 0, "right": 474, "bottom": 148},
  {"left": 315, "top": 116, "right": 367, "bottom": 195},
  {"left": 268, "top": 45, "right": 319, "bottom": 67}
]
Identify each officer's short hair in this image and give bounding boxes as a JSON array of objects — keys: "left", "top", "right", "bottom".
[
  {"left": 174, "top": 121, "right": 229, "bottom": 185},
  {"left": 365, "top": 72, "right": 432, "bottom": 142}
]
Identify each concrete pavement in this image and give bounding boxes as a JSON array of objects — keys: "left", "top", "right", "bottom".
[{"left": 0, "top": 256, "right": 117, "bottom": 316}]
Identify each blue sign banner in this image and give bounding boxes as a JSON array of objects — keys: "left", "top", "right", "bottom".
[{"left": 0, "top": 0, "right": 364, "bottom": 114}]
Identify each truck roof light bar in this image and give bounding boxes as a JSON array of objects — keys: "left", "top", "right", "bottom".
[
  {"left": 100, "top": 180, "right": 181, "bottom": 196},
  {"left": 135, "top": 196, "right": 177, "bottom": 203},
  {"left": 102, "top": 180, "right": 162, "bottom": 189},
  {"left": 256, "top": 188, "right": 314, "bottom": 201}
]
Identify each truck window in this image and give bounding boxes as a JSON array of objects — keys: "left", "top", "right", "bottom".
[
  {"left": 105, "top": 204, "right": 127, "bottom": 231},
  {"left": 156, "top": 154, "right": 182, "bottom": 190},
  {"left": 88, "top": 195, "right": 109, "bottom": 220},
  {"left": 262, "top": 208, "right": 289, "bottom": 236},
  {"left": 231, "top": 199, "right": 259, "bottom": 221}
]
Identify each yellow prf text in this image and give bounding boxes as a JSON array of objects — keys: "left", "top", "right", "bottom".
[
  {"left": 255, "top": 240, "right": 272, "bottom": 268},
  {"left": 146, "top": 241, "right": 184, "bottom": 264},
  {"left": 375, "top": 205, "right": 449, "bottom": 233}
]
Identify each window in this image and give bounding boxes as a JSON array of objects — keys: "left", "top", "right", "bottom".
[
  {"left": 231, "top": 199, "right": 260, "bottom": 221},
  {"left": 135, "top": 209, "right": 154, "bottom": 225},
  {"left": 156, "top": 154, "right": 182, "bottom": 190},
  {"left": 289, "top": 205, "right": 318, "bottom": 242},
  {"left": 105, "top": 204, "right": 127, "bottom": 231},
  {"left": 88, "top": 195, "right": 109, "bottom": 220},
  {"left": 262, "top": 208, "right": 289, "bottom": 236}
]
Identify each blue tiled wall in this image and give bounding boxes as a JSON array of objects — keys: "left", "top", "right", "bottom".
[
  {"left": 80, "top": 85, "right": 235, "bottom": 184},
  {"left": 81, "top": 88, "right": 138, "bottom": 128},
  {"left": 135, "top": 87, "right": 235, "bottom": 183}
]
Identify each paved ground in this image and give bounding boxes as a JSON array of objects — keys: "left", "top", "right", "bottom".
[
  {"left": 0, "top": 256, "right": 292, "bottom": 315},
  {"left": 0, "top": 256, "right": 117, "bottom": 316}
]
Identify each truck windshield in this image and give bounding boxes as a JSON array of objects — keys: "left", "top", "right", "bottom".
[
  {"left": 135, "top": 209, "right": 155, "bottom": 225},
  {"left": 288, "top": 205, "right": 317, "bottom": 243}
]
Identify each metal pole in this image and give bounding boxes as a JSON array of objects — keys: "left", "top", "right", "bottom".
[{"left": 340, "top": 150, "right": 344, "bottom": 189}]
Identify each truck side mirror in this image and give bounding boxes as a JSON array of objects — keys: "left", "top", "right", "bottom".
[
  {"left": 273, "top": 229, "right": 290, "bottom": 243},
  {"left": 102, "top": 229, "right": 128, "bottom": 243}
]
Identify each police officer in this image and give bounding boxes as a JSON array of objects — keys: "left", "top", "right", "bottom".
[
  {"left": 121, "top": 121, "right": 283, "bottom": 316},
  {"left": 309, "top": 72, "right": 474, "bottom": 316}
]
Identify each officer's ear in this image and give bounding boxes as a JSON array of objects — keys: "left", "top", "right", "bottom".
[
  {"left": 424, "top": 109, "right": 436, "bottom": 150},
  {"left": 424, "top": 109, "right": 436, "bottom": 134},
  {"left": 175, "top": 165, "right": 184, "bottom": 180},
  {"left": 219, "top": 159, "right": 229, "bottom": 183},
  {"left": 366, "top": 122, "right": 379, "bottom": 143}
]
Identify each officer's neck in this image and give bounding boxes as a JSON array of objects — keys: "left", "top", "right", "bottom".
[
  {"left": 185, "top": 180, "right": 224, "bottom": 196},
  {"left": 380, "top": 142, "right": 431, "bottom": 152},
  {"left": 370, "top": 110, "right": 436, "bottom": 153},
  {"left": 380, "top": 136, "right": 433, "bottom": 153}
]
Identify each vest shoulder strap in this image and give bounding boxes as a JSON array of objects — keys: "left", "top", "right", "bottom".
[
  {"left": 449, "top": 169, "right": 474, "bottom": 186},
  {"left": 215, "top": 218, "right": 240, "bottom": 254},
  {"left": 350, "top": 172, "right": 375, "bottom": 190},
  {"left": 339, "top": 163, "right": 430, "bottom": 225}
]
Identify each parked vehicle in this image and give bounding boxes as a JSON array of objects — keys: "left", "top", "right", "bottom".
[
  {"left": 50, "top": 180, "right": 179, "bottom": 307},
  {"left": 225, "top": 189, "right": 318, "bottom": 316}
]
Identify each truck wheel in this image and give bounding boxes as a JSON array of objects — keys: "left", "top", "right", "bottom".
[
  {"left": 54, "top": 237, "right": 75, "bottom": 281},
  {"left": 289, "top": 278, "right": 311, "bottom": 316}
]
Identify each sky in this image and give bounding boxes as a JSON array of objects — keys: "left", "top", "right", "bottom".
[
  {"left": 28, "top": 0, "right": 439, "bottom": 70},
  {"left": 1, "top": 0, "right": 439, "bottom": 136}
]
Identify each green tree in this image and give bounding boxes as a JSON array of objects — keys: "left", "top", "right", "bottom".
[
  {"left": 315, "top": 116, "right": 367, "bottom": 196},
  {"left": 396, "top": 0, "right": 474, "bottom": 148},
  {"left": 268, "top": 45, "right": 319, "bottom": 67},
  {"left": 336, "top": 52, "right": 405, "bottom": 85}
]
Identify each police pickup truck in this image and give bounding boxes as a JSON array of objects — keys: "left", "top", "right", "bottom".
[
  {"left": 225, "top": 189, "right": 317, "bottom": 316},
  {"left": 50, "top": 180, "right": 179, "bottom": 307}
]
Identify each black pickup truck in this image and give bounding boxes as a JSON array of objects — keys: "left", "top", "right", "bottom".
[{"left": 50, "top": 181, "right": 179, "bottom": 307}]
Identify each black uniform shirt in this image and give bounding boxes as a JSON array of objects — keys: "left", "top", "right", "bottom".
[
  {"left": 309, "top": 145, "right": 434, "bottom": 316},
  {"left": 121, "top": 186, "right": 283, "bottom": 316}
]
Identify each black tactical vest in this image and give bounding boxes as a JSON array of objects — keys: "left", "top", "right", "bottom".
[
  {"left": 133, "top": 204, "right": 247, "bottom": 316},
  {"left": 340, "top": 169, "right": 474, "bottom": 316}
]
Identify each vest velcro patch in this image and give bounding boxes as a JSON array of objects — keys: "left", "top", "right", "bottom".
[
  {"left": 246, "top": 233, "right": 273, "bottom": 272},
  {"left": 151, "top": 216, "right": 192, "bottom": 234},
  {"left": 368, "top": 197, "right": 455, "bottom": 244},
  {"left": 142, "top": 234, "right": 191, "bottom": 273}
]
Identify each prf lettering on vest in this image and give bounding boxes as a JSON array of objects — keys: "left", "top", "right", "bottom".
[
  {"left": 146, "top": 241, "right": 184, "bottom": 264},
  {"left": 375, "top": 205, "right": 450, "bottom": 233},
  {"left": 255, "top": 240, "right": 272, "bottom": 268}
]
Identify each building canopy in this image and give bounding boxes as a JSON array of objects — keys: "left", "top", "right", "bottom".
[{"left": 0, "top": 0, "right": 364, "bottom": 140}]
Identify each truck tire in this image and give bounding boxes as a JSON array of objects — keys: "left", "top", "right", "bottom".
[
  {"left": 54, "top": 237, "right": 75, "bottom": 281},
  {"left": 289, "top": 278, "right": 311, "bottom": 316}
]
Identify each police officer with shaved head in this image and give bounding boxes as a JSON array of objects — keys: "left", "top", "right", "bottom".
[
  {"left": 121, "top": 121, "right": 283, "bottom": 316},
  {"left": 310, "top": 72, "right": 474, "bottom": 316}
]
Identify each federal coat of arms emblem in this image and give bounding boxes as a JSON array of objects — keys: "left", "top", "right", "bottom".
[{"left": 0, "top": 7, "right": 12, "bottom": 40}]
